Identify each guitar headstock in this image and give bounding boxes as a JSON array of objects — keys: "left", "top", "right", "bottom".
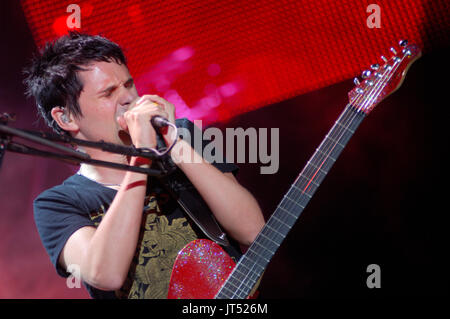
[{"left": 348, "top": 40, "right": 421, "bottom": 114}]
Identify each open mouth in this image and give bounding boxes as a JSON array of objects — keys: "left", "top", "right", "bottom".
[{"left": 118, "top": 129, "right": 132, "bottom": 145}]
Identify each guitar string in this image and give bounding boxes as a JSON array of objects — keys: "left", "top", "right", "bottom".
[
  {"left": 223, "top": 52, "right": 406, "bottom": 299},
  {"left": 225, "top": 83, "right": 379, "bottom": 299},
  {"left": 227, "top": 74, "right": 390, "bottom": 298},
  {"left": 224, "top": 104, "right": 363, "bottom": 298},
  {"left": 230, "top": 105, "right": 362, "bottom": 299},
  {"left": 228, "top": 94, "right": 378, "bottom": 298}
]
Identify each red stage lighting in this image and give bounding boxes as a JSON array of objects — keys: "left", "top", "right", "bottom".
[{"left": 21, "top": 0, "right": 449, "bottom": 124}]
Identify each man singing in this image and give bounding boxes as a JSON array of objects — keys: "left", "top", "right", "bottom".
[{"left": 25, "top": 32, "right": 265, "bottom": 299}]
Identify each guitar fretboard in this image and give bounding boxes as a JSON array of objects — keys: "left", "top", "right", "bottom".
[{"left": 216, "top": 104, "right": 366, "bottom": 299}]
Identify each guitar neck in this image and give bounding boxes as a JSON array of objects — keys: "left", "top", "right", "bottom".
[{"left": 216, "top": 103, "right": 366, "bottom": 299}]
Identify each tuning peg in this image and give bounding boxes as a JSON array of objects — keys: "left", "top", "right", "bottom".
[
  {"left": 402, "top": 48, "right": 412, "bottom": 56},
  {"left": 354, "top": 77, "right": 360, "bottom": 85},
  {"left": 399, "top": 39, "right": 408, "bottom": 47},
  {"left": 380, "top": 55, "right": 388, "bottom": 63},
  {"left": 370, "top": 63, "right": 380, "bottom": 70},
  {"left": 390, "top": 47, "right": 397, "bottom": 55},
  {"left": 361, "top": 70, "right": 371, "bottom": 79}
]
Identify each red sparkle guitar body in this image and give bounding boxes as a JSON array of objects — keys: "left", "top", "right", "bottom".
[{"left": 167, "top": 239, "right": 236, "bottom": 299}]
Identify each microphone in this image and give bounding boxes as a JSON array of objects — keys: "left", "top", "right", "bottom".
[
  {"left": 146, "top": 115, "right": 179, "bottom": 156},
  {"left": 150, "top": 116, "right": 171, "bottom": 129}
]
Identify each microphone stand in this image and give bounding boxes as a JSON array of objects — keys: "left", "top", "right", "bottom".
[{"left": 0, "top": 112, "right": 175, "bottom": 176}]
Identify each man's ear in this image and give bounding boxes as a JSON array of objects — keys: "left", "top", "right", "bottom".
[{"left": 50, "top": 106, "right": 79, "bottom": 133}]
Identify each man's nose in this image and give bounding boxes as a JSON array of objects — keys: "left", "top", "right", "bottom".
[{"left": 118, "top": 86, "right": 137, "bottom": 107}]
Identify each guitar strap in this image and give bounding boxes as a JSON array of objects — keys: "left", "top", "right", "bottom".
[{"left": 154, "top": 128, "right": 231, "bottom": 247}]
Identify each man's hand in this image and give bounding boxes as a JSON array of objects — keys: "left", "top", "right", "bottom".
[{"left": 117, "top": 95, "right": 176, "bottom": 148}]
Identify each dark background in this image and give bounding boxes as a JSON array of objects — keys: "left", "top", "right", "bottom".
[{"left": 0, "top": 0, "right": 447, "bottom": 298}]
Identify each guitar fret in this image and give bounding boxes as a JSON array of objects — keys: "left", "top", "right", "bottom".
[
  {"left": 252, "top": 239, "right": 276, "bottom": 254},
  {"left": 291, "top": 185, "right": 312, "bottom": 198},
  {"left": 247, "top": 248, "right": 271, "bottom": 263},
  {"left": 250, "top": 234, "right": 281, "bottom": 257},
  {"left": 250, "top": 245, "right": 276, "bottom": 264},
  {"left": 228, "top": 277, "right": 256, "bottom": 298},
  {"left": 336, "top": 120, "right": 355, "bottom": 133},
  {"left": 310, "top": 153, "right": 335, "bottom": 171},
  {"left": 264, "top": 216, "right": 292, "bottom": 242},
  {"left": 283, "top": 194, "right": 305, "bottom": 210},
  {"left": 222, "top": 279, "right": 241, "bottom": 292},
  {"left": 330, "top": 127, "right": 353, "bottom": 146},
  {"left": 297, "top": 173, "right": 320, "bottom": 188},
  {"left": 226, "top": 280, "right": 245, "bottom": 295},
  {"left": 307, "top": 160, "right": 328, "bottom": 174},
  {"left": 263, "top": 224, "right": 288, "bottom": 245},
  {"left": 219, "top": 284, "right": 235, "bottom": 298},
  {"left": 272, "top": 214, "right": 293, "bottom": 228},
  {"left": 234, "top": 280, "right": 254, "bottom": 294},
  {"left": 238, "top": 258, "right": 265, "bottom": 274},
  {"left": 228, "top": 268, "right": 255, "bottom": 290},
  {"left": 266, "top": 221, "right": 287, "bottom": 235},
  {"left": 260, "top": 232, "right": 281, "bottom": 247},
  {"left": 299, "top": 162, "right": 328, "bottom": 187},
  {"left": 227, "top": 269, "right": 246, "bottom": 283},
  {"left": 233, "top": 272, "right": 262, "bottom": 291},
  {"left": 216, "top": 292, "right": 231, "bottom": 299},
  {"left": 326, "top": 133, "right": 345, "bottom": 148},
  {"left": 316, "top": 148, "right": 336, "bottom": 162},
  {"left": 277, "top": 205, "right": 298, "bottom": 219}
]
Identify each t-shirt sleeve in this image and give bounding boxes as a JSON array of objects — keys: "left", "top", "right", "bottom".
[
  {"left": 175, "top": 118, "right": 239, "bottom": 175},
  {"left": 33, "top": 187, "right": 96, "bottom": 278}
]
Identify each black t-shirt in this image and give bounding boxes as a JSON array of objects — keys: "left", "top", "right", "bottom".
[{"left": 33, "top": 118, "right": 240, "bottom": 299}]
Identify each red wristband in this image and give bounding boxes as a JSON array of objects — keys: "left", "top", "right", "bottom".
[{"left": 124, "top": 180, "right": 147, "bottom": 190}]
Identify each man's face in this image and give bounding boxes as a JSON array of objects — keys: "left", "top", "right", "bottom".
[{"left": 75, "top": 61, "right": 138, "bottom": 145}]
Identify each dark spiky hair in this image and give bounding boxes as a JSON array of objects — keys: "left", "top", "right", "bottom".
[{"left": 24, "top": 32, "right": 127, "bottom": 133}]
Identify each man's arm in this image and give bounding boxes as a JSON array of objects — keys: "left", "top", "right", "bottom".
[
  {"left": 170, "top": 139, "right": 265, "bottom": 246},
  {"left": 60, "top": 157, "right": 149, "bottom": 291},
  {"left": 60, "top": 96, "right": 167, "bottom": 291}
]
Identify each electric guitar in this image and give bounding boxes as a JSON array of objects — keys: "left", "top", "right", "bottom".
[{"left": 168, "top": 40, "right": 421, "bottom": 299}]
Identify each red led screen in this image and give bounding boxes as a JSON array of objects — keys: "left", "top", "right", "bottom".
[{"left": 21, "top": 0, "right": 449, "bottom": 124}]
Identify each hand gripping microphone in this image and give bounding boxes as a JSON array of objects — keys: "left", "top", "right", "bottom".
[{"left": 147, "top": 116, "right": 178, "bottom": 156}]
